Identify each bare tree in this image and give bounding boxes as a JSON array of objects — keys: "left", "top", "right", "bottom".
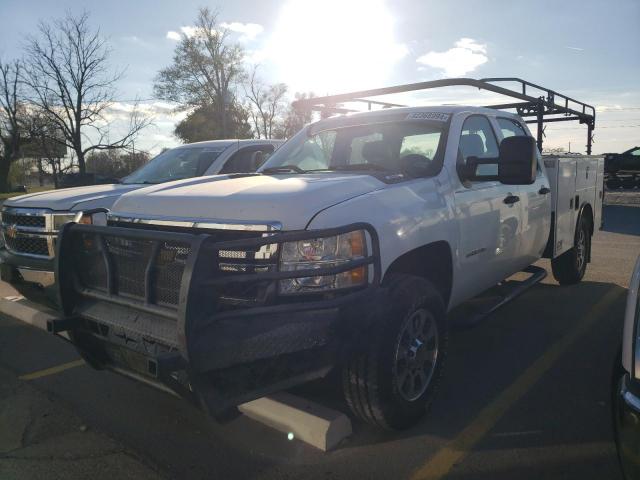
[
  {"left": 22, "top": 11, "right": 151, "bottom": 175},
  {"left": 244, "top": 66, "right": 288, "bottom": 139},
  {"left": 22, "top": 109, "right": 70, "bottom": 188},
  {"left": 0, "top": 59, "right": 25, "bottom": 191},
  {"left": 154, "top": 7, "right": 245, "bottom": 137}
]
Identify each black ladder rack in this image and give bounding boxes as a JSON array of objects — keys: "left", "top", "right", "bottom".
[{"left": 292, "top": 77, "right": 596, "bottom": 154}]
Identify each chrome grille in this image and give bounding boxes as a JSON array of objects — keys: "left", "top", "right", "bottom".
[
  {"left": 1, "top": 213, "right": 46, "bottom": 228},
  {"left": 1, "top": 207, "right": 56, "bottom": 258},
  {"left": 4, "top": 235, "right": 49, "bottom": 256}
]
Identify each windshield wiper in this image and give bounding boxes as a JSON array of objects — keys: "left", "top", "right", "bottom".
[{"left": 261, "top": 165, "right": 307, "bottom": 174}]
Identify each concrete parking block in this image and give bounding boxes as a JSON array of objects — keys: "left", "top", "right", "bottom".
[
  {"left": 238, "top": 391, "right": 352, "bottom": 452},
  {"left": 0, "top": 297, "right": 69, "bottom": 341}
]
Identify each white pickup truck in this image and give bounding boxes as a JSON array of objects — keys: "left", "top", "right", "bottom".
[
  {"left": 0, "top": 139, "right": 282, "bottom": 302},
  {"left": 46, "top": 79, "right": 604, "bottom": 430}
]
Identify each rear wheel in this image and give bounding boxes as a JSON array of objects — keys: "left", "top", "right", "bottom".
[
  {"left": 551, "top": 216, "right": 590, "bottom": 285},
  {"left": 342, "top": 274, "right": 447, "bottom": 430}
]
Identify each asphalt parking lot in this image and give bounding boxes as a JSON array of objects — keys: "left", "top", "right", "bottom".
[{"left": 1, "top": 200, "right": 640, "bottom": 480}]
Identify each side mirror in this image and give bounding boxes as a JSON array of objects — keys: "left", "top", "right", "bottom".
[
  {"left": 250, "top": 150, "right": 265, "bottom": 171},
  {"left": 498, "top": 136, "right": 537, "bottom": 185}
]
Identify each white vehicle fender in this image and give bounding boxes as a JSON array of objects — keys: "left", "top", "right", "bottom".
[{"left": 305, "top": 175, "right": 459, "bottom": 305}]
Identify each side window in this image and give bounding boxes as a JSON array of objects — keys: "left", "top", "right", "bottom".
[
  {"left": 221, "top": 145, "right": 275, "bottom": 174},
  {"left": 497, "top": 118, "right": 527, "bottom": 138},
  {"left": 400, "top": 132, "right": 440, "bottom": 160},
  {"left": 458, "top": 115, "right": 499, "bottom": 178},
  {"left": 349, "top": 132, "right": 384, "bottom": 164}
]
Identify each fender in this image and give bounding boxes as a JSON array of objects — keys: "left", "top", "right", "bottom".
[{"left": 576, "top": 202, "right": 594, "bottom": 262}]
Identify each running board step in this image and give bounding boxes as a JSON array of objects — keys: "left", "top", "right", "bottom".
[{"left": 451, "top": 265, "right": 547, "bottom": 329}]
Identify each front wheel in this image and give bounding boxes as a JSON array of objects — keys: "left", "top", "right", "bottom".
[
  {"left": 551, "top": 216, "right": 590, "bottom": 285},
  {"left": 342, "top": 274, "right": 447, "bottom": 430}
]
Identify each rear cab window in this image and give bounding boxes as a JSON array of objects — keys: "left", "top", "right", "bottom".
[
  {"left": 496, "top": 116, "right": 543, "bottom": 175},
  {"left": 496, "top": 117, "right": 528, "bottom": 138}
]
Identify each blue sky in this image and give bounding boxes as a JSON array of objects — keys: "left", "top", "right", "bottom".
[{"left": 1, "top": 0, "right": 638, "bottom": 154}]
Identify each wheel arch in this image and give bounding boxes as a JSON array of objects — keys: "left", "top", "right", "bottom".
[
  {"left": 579, "top": 202, "right": 594, "bottom": 236},
  {"left": 577, "top": 202, "right": 594, "bottom": 262},
  {"left": 383, "top": 240, "right": 453, "bottom": 307}
]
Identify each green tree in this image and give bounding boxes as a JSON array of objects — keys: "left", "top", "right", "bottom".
[
  {"left": 154, "top": 8, "right": 245, "bottom": 138},
  {"left": 174, "top": 103, "right": 252, "bottom": 144}
]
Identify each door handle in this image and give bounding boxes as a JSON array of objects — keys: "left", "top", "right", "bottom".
[
  {"left": 503, "top": 195, "right": 520, "bottom": 205},
  {"left": 538, "top": 186, "right": 551, "bottom": 195}
]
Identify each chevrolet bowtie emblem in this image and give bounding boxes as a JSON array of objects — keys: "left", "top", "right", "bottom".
[{"left": 5, "top": 224, "right": 18, "bottom": 240}]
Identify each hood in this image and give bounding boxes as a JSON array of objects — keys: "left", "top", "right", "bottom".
[
  {"left": 3, "top": 184, "right": 142, "bottom": 211},
  {"left": 112, "top": 174, "right": 386, "bottom": 230}
]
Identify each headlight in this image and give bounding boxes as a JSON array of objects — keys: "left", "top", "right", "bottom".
[
  {"left": 52, "top": 213, "right": 81, "bottom": 230},
  {"left": 279, "top": 229, "right": 368, "bottom": 294},
  {"left": 79, "top": 211, "right": 108, "bottom": 226},
  {"left": 51, "top": 211, "right": 108, "bottom": 230}
]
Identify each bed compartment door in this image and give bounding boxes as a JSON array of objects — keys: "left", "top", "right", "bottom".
[{"left": 546, "top": 157, "right": 577, "bottom": 257}]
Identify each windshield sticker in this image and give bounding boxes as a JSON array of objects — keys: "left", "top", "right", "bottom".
[{"left": 405, "top": 112, "right": 450, "bottom": 122}]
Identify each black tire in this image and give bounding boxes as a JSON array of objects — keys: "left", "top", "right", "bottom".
[
  {"left": 551, "top": 215, "right": 590, "bottom": 285},
  {"left": 342, "top": 274, "right": 447, "bottom": 430}
]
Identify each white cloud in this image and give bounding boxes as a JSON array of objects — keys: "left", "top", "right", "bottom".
[
  {"left": 166, "top": 31, "right": 181, "bottom": 41},
  {"left": 179, "top": 26, "right": 199, "bottom": 38},
  {"left": 565, "top": 46, "right": 584, "bottom": 52},
  {"left": 416, "top": 38, "right": 488, "bottom": 77},
  {"left": 166, "top": 26, "right": 201, "bottom": 41},
  {"left": 221, "top": 22, "right": 264, "bottom": 42},
  {"left": 166, "top": 23, "right": 263, "bottom": 43}
]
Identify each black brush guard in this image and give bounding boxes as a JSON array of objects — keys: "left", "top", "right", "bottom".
[{"left": 51, "top": 221, "right": 382, "bottom": 417}]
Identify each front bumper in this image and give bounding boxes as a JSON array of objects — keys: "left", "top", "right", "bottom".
[
  {"left": 614, "top": 373, "right": 640, "bottom": 479},
  {"left": 51, "top": 222, "right": 383, "bottom": 417},
  {"left": 0, "top": 247, "right": 56, "bottom": 303}
]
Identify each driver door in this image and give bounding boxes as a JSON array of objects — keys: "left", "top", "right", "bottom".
[{"left": 453, "top": 114, "right": 523, "bottom": 301}]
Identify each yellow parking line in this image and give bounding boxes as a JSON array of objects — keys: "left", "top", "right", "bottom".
[
  {"left": 19, "top": 359, "right": 85, "bottom": 381},
  {"left": 410, "top": 287, "right": 623, "bottom": 480}
]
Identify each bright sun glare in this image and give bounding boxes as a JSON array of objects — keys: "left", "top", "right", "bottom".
[{"left": 266, "top": 0, "right": 407, "bottom": 93}]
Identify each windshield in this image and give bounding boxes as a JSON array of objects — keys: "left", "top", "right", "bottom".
[
  {"left": 260, "top": 121, "right": 445, "bottom": 174},
  {"left": 122, "top": 147, "right": 225, "bottom": 184}
]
